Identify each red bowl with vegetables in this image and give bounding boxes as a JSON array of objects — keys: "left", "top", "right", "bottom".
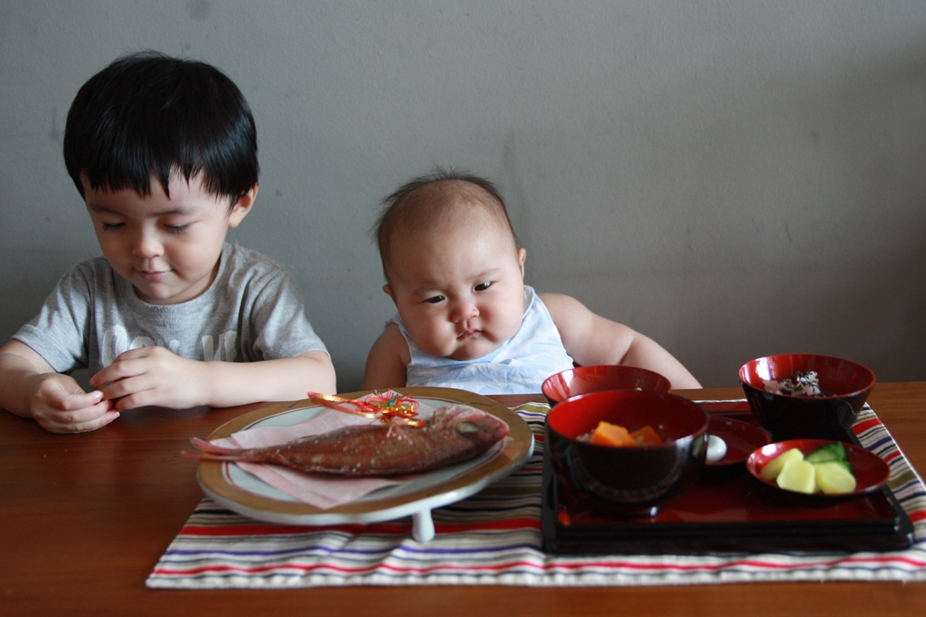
[
  {"left": 739, "top": 354, "right": 876, "bottom": 440},
  {"left": 542, "top": 365, "right": 671, "bottom": 407},
  {"left": 545, "top": 390, "right": 709, "bottom": 518},
  {"left": 746, "top": 439, "right": 890, "bottom": 506}
]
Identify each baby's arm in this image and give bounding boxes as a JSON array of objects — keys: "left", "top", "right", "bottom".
[
  {"left": 541, "top": 293, "right": 702, "bottom": 389},
  {"left": 0, "top": 340, "right": 119, "bottom": 433},
  {"left": 361, "top": 323, "right": 411, "bottom": 391},
  {"left": 89, "top": 347, "right": 336, "bottom": 411}
]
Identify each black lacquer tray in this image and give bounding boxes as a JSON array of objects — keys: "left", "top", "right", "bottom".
[{"left": 541, "top": 402, "right": 914, "bottom": 555}]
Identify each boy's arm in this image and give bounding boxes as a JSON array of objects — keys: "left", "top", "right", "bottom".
[
  {"left": 361, "top": 324, "right": 410, "bottom": 391},
  {"left": 0, "top": 340, "right": 119, "bottom": 433},
  {"left": 540, "top": 293, "right": 702, "bottom": 390},
  {"left": 89, "top": 347, "right": 336, "bottom": 410},
  {"left": 201, "top": 350, "right": 337, "bottom": 407}
]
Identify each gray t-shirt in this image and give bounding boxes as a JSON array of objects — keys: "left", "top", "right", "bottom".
[{"left": 13, "top": 243, "right": 328, "bottom": 373}]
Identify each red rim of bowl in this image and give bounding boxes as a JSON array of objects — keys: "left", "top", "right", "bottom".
[
  {"left": 745, "top": 439, "right": 890, "bottom": 501},
  {"left": 547, "top": 390, "right": 709, "bottom": 447},
  {"left": 542, "top": 365, "right": 672, "bottom": 404},
  {"left": 738, "top": 353, "right": 876, "bottom": 400}
]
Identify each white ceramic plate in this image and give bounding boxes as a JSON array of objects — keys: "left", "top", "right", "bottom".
[{"left": 195, "top": 387, "right": 535, "bottom": 541}]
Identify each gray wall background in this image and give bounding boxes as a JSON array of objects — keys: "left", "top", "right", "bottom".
[{"left": 1, "top": 1, "right": 924, "bottom": 392}]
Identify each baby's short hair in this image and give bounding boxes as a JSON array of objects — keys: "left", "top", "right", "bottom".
[
  {"left": 375, "top": 169, "right": 519, "bottom": 276},
  {"left": 63, "top": 51, "right": 258, "bottom": 202}
]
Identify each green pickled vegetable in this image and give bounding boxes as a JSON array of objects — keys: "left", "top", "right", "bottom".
[{"left": 804, "top": 442, "right": 847, "bottom": 464}]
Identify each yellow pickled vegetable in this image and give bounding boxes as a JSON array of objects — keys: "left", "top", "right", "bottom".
[
  {"left": 776, "top": 459, "right": 816, "bottom": 494},
  {"left": 814, "top": 461, "right": 857, "bottom": 494},
  {"left": 760, "top": 448, "right": 804, "bottom": 481}
]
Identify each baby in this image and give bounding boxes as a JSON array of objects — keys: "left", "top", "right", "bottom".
[
  {"left": 0, "top": 52, "right": 335, "bottom": 433},
  {"left": 362, "top": 170, "right": 701, "bottom": 395}
]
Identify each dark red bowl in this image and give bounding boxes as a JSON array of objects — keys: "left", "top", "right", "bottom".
[
  {"left": 746, "top": 439, "right": 890, "bottom": 506},
  {"left": 542, "top": 365, "right": 671, "bottom": 407},
  {"left": 739, "top": 354, "right": 875, "bottom": 440},
  {"left": 545, "top": 390, "right": 708, "bottom": 517}
]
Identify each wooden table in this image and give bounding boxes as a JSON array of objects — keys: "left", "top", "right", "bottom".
[{"left": 2, "top": 383, "right": 924, "bottom": 616}]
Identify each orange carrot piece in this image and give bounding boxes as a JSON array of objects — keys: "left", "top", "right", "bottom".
[
  {"left": 629, "top": 425, "right": 662, "bottom": 445},
  {"left": 590, "top": 421, "right": 635, "bottom": 447}
]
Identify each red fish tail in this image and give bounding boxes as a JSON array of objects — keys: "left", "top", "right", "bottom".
[
  {"left": 182, "top": 437, "right": 246, "bottom": 463},
  {"left": 190, "top": 437, "right": 241, "bottom": 454}
]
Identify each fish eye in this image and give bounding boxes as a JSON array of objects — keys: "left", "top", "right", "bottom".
[{"left": 456, "top": 422, "right": 479, "bottom": 433}]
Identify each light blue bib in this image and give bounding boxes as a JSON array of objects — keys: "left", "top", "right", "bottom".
[{"left": 392, "top": 286, "right": 575, "bottom": 395}]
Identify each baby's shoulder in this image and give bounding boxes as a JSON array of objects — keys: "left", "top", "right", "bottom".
[
  {"left": 536, "top": 292, "right": 587, "bottom": 315},
  {"left": 535, "top": 292, "right": 602, "bottom": 336},
  {"left": 364, "top": 322, "right": 411, "bottom": 370}
]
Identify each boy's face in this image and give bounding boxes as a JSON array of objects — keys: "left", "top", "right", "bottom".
[
  {"left": 83, "top": 172, "right": 254, "bottom": 305},
  {"left": 384, "top": 204, "right": 527, "bottom": 361}
]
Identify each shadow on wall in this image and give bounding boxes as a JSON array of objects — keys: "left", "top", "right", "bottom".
[
  {"left": 695, "top": 230, "right": 926, "bottom": 387},
  {"left": 745, "top": 46, "right": 926, "bottom": 383},
  {"left": 820, "top": 227, "right": 926, "bottom": 382},
  {"left": 519, "top": 42, "right": 926, "bottom": 387}
]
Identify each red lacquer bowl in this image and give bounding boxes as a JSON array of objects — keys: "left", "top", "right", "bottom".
[
  {"left": 542, "top": 365, "right": 671, "bottom": 407},
  {"left": 746, "top": 439, "right": 890, "bottom": 506},
  {"left": 545, "top": 390, "right": 708, "bottom": 517},
  {"left": 739, "top": 354, "right": 876, "bottom": 440}
]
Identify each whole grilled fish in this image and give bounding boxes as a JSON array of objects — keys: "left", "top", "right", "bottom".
[{"left": 184, "top": 404, "right": 509, "bottom": 476}]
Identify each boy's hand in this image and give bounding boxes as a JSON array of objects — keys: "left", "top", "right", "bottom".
[
  {"left": 90, "top": 346, "right": 207, "bottom": 411},
  {"left": 28, "top": 373, "right": 119, "bottom": 433},
  {"left": 0, "top": 341, "right": 119, "bottom": 433}
]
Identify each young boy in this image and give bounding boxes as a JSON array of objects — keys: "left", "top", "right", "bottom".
[
  {"left": 0, "top": 52, "right": 335, "bottom": 434},
  {"left": 362, "top": 170, "right": 701, "bottom": 394}
]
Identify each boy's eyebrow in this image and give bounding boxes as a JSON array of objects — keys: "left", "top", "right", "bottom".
[{"left": 86, "top": 202, "right": 194, "bottom": 217}]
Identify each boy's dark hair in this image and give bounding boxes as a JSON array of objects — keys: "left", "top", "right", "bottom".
[
  {"left": 375, "top": 169, "right": 519, "bottom": 276},
  {"left": 64, "top": 51, "right": 258, "bottom": 202}
]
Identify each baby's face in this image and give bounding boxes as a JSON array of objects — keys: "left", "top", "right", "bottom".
[
  {"left": 83, "top": 172, "right": 252, "bottom": 305},
  {"left": 385, "top": 208, "right": 527, "bottom": 361}
]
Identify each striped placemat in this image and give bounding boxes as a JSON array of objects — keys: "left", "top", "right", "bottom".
[{"left": 146, "top": 402, "right": 926, "bottom": 588}]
